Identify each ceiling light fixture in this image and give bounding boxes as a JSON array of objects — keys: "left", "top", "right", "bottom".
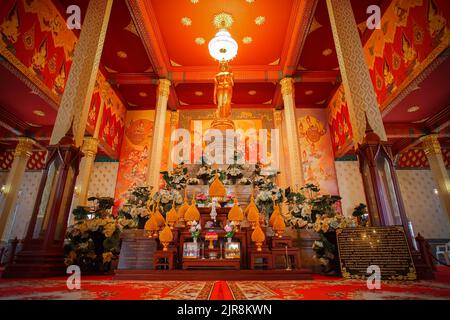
[{"left": 208, "top": 29, "right": 238, "bottom": 61}]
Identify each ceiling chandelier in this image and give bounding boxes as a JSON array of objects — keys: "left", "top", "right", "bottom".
[{"left": 208, "top": 28, "right": 238, "bottom": 62}]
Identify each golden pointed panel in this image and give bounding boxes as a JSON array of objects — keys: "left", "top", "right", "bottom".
[
  {"left": 159, "top": 224, "right": 174, "bottom": 251},
  {"left": 273, "top": 214, "right": 286, "bottom": 238},
  {"left": 209, "top": 173, "right": 226, "bottom": 198},
  {"left": 177, "top": 195, "right": 190, "bottom": 222},
  {"left": 154, "top": 203, "right": 166, "bottom": 227}
]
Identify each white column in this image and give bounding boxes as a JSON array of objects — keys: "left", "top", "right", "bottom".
[
  {"left": 273, "top": 109, "right": 288, "bottom": 188},
  {"left": 0, "top": 137, "right": 34, "bottom": 242},
  {"left": 167, "top": 110, "right": 179, "bottom": 171},
  {"left": 420, "top": 134, "right": 450, "bottom": 219},
  {"left": 280, "top": 77, "right": 304, "bottom": 187},
  {"left": 147, "top": 79, "right": 171, "bottom": 191}
]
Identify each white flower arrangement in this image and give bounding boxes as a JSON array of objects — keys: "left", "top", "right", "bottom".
[
  {"left": 130, "top": 207, "right": 150, "bottom": 218},
  {"left": 238, "top": 177, "right": 252, "bottom": 185},
  {"left": 226, "top": 166, "right": 243, "bottom": 177},
  {"left": 187, "top": 178, "right": 200, "bottom": 185},
  {"left": 154, "top": 189, "right": 183, "bottom": 205}
]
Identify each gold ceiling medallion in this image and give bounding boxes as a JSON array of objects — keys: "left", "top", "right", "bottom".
[
  {"left": 242, "top": 36, "right": 253, "bottom": 44},
  {"left": 181, "top": 17, "right": 192, "bottom": 27},
  {"left": 194, "top": 91, "right": 204, "bottom": 96},
  {"left": 407, "top": 106, "right": 420, "bottom": 113},
  {"left": 246, "top": 0, "right": 255, "bottom": 3},
  {"left": 195, "top": 37, "right": 205, "bottom": 45},
  {"left": 248, "top": 90, "right": 256, "bottom": 96},
  {"left": 254, "top": 16, "right": 266, "bottom": 26},
  {"left": 213, "top": 12, "right": 234, "bottom": 29},
  {"left": 139, "top": 92, "right": 148, "bottom": 97},
  {"left": 33, "top": 110, "right": 45, "bottom": 117},
  {"left": 191, "top": 0, "right": 200, "bottom": 3},
  {"left": 305, "top": 90, "right": 313, "bottom": 95}
]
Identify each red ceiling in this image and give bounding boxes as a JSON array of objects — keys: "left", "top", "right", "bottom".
[
  {"left": 383, "top": 56, "right": 450, "bottom": 124},
  {"left": 150, "top": 0, "right": 294, "bottom": 67},
  {"left": 0, "top": 64, "right": 57, "bottom": 127},
  {"left": 175, "top": 82, "right": 276, "bottom": 107},
  {"left": 295, "top": 82, "right": 336, "bottom": 106},
  {"left": 119, "top": 84, "right": 157, "bottom": 110}
]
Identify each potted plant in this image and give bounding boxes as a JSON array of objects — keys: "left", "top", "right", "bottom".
[{"left": 352, "top": 203, "right": 369, "bottom": 226}]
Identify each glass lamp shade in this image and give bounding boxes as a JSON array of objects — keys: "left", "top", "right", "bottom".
[{"left": 208, "top": 29, "right": 238, "bottom": 61}]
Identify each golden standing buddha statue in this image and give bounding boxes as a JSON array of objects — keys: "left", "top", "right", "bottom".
[{"left": 211, "top": 60, "right": 235, "bottom": 130}]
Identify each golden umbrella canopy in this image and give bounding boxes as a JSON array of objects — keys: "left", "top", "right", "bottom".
[
  {"left": 228, "top": 197, "right": 244, "bottom": 222},
  {"left": 209, "top": 172, "right": 226, "bottom": 198}
]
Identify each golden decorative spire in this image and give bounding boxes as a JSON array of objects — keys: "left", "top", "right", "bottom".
[
  {"left": 209, "top": 171, "right": 226, "bottom": 198},
  {"left": 251, "top": 223, "right": 265, "bottom": 251},
  {"left": 154, "top": 201, "right": 165, "bottom": 227},
  {"left": 144, "top": 204, "right": 160, "bottom": 238},
  {"left": 272, "top": 214, "right": 286, "bottom": 238},
  {"left": 269, "top": 204, "right": 281, "bottom": 227},
  {"left": 228, "top": 197, "right": 244, "bottom": 222},
  {"left": 166, "top": 200, "right": 178, "bottom": 229},
  {"left": 245, "top": 196, "right": 260, "bottom": 229},
  {"left": 177, "top": 190, "right": 190, "bottom": 222},
  {"left": 185, "top": 194, "right": 201, "bottom": 223}
]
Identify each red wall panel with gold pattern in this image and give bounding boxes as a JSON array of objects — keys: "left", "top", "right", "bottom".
[
  {"left": 397, "top": 148, "right": 450, "bottom": 168},
  {"left": 366, "top": 0, "right": 450, "bottom": 109},
  {"left": 0, "top": 0, "right": 126, "bottom": 158},
  {"left": 327, "top": 86, "right": 353, "bottom": 157}
]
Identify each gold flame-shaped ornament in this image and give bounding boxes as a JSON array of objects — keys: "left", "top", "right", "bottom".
[
  {"left": 272, "top": 214, "right": 286, "bottom": 238},
  {"left": 228, "top": 197, "right": 244, "bottom": 224},
  {"left": 269, "top": 204, "right": 281, "bottom": 227},
  {"left": 185, "top": 195, "right": 200, "bottom": 224},
  {"left": 159, "top": 223, "right": 174, "bottom": 251},
  {"left": 154, "top": 201, "right": 166, "bottom": 227},
  {"left": 177, "top": 190, "right": 190, "bottom": 224},
  {"left": 209, "top": 171, "right": 226, "bottom": 198},
  {"left": 251, "top": 223, "right": 266, "bottom": 251},
  {"left": 166, "top": 200, "right": 178, "bottom": 229}
]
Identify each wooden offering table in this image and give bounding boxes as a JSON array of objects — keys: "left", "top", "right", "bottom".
[{"left": 182, "top": 258, "right": 240, "bottom": 270}]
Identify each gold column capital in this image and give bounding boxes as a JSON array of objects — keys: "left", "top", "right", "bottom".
[
  {"left": 158, "top": 79, "right": 171, "bottom": 98},
  {"left": 273, "top": 109, "right": 283, "bottom": 127},
  {"left": 420, "top": 134, "right": 441, "bottom": 156},
  {"left": 14, "top": 137, "right": 35, "bottom": 158},
  {"left": 280, "top": 77, "right": 294, "bottom": 96},
  {"left": 81, "top": 137, "right": 99, "bottom": 157}
]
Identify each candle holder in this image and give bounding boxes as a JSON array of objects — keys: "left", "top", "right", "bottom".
[{"left": 285, "top": 245, "right": 292, "bottom": 271}]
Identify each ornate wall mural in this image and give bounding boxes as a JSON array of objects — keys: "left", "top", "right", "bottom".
[
  {"left": 296, "top": 109, "right": 339, "bottom": 196},
  {"left": 114, "top": 110, "right": 154, "bottom": 206}
]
